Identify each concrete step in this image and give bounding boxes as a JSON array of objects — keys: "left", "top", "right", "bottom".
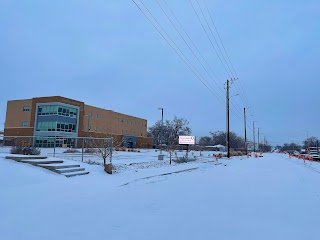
[
  {"left": 5, "top": 156, "right": 47, "bottom": 161},
  {"left": 38, "top": 163, "right": 81, "bottom": 170},
  {"left": 62, "top": 170, "right": 90, "bottom": 177},
  {"left": 21, "top": 159, "right": 64, "bottom": 165},
  {"left": 55, "top": 167, "right": 85, "bottom": 174}
]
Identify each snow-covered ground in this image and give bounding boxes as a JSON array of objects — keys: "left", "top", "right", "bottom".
[{"left": 1, "top": 151, "right": 320, "bottom": 240}]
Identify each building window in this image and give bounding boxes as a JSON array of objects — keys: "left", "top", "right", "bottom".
[
  {"left": 36, "top": 121, "right": 76, "bottom": 133},
  {"left": 95, "top": 126, "right": 98, "bottom": 132},
  {"left": 38, "top": 105, "right": 77, "bottom": 118},
  {"left": 96, "top": 114, "right": 99, "bottom": 119},
  {"left": 22, "top": 121, "right": 28, "bottom": 127},
  {"left": 23, "top": 106, "right": 30, "bottom": 112}
]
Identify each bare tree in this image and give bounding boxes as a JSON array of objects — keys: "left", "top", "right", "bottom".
[
  {"left": 87, "top": 136, "right": 113, "bottom": 165},
  {"left": 149, "top": 116, "right": 191, "bottom": 146},
  {"left": 198, "top": 136, "right": 213, "bottom": 146},
  {"left": 87, "top": 128, "right": 124, "bottom": 174},
  {"left": 149, "top": 116, "right": 192, "bottom": 164},
  {"left": 210, "top": 131, "right": 245, "bottom": 149}
]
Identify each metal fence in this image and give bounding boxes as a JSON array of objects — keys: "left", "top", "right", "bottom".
[{"left": 0, "top": 136, "right": 113, "bottom": 164}]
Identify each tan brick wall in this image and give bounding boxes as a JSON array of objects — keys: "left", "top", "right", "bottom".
[
  {"left": 82, "top": 105, "right": 147, "bottom": 138},
  {"left": 5, "top": 99, "right": 33, "bottom": 128},
  {"left": 136, "top": 136, "right": 154, "bottom": 148},
  {"left": 4, "top": 127, "right": 34, "bottom": 136}
]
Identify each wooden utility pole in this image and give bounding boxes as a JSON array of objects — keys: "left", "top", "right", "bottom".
[
  {"left": 226, "top": 80, "right": 230, "bottom": 158},
  {"left": 244, "top": 107, "right": 247, "bottom": 155},
  {"left": 253, "top": 121, "right": 256, "bottom": 153}
]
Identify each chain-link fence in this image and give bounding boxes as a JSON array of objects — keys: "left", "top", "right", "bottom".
[{"left": 0, "top": 136, "right": 113, "bottom": 164}]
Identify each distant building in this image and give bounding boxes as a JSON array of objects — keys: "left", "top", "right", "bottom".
[
  {"left": 4, "top": 96, "right": 153, "bottom": 148},
  {"left": 203, "top": 144, "right": 226, "bottom": 152}
]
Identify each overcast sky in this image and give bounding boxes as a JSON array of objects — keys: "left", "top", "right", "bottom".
[{"left": 1, "top": 0, "right": 319, "bottom": 145}]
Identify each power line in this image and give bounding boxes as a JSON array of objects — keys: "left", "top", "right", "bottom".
[
  {"left": 195, "top": 0, "right": 235, "bottom": 78},
  {"left": 131, "top": 0, "right": 225, "bottom": 103},
  {"left": 202, "top": 0, "right": 237, "bottom": 78},
  {"left": 131, "top": 0, "right": 260, "bottom": 136},
  {"left": 201, "top": 0, "right": 252, "bottom": 111},
  {"left": 154, "top": 0, "right": 225, "bottom": 96},
  {"left": 161, "top": 0, "right": 226, "bottom": 93},
  {"left": 188, "top": 0, "right": 231, "bottom": 80}
]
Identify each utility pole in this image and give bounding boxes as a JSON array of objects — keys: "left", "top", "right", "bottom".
[
  {"left": 258, "top": 128, "right": 260, "bottom": 152},
  {"left": 226, "top": 79, "right": 230, "bottom": 158},
  {"left": 158, "top": 108, "right": 164, "bottom": 160},
  {"left": 253, "top": 121, "right": 256, "bottom": 153},
  {"left": 160, "top": 108, "right": 163, "bottom": 155},
  {"left": 244, "top": 107, "right": 247, "bottom": 155}
]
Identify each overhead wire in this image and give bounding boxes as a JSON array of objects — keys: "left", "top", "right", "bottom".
[
  {"left": 131, "top": 0, "right": 225, "bottom": 103},
  {"left": 153, "top": 0, "right": 225, "bottom": 97},
  {"left": 195, "top": 0, "right": 235, "bottom": 79},
  {"left": 201, "top": 0, "right": 252, "bottom": 115},
  {"left": 161, "top": 0, "right": 226, "bottom": 94},
  {"left": 188, "top": 0, "right": 231, "bottom": 80},
  {"left": 189, "top": 0, "right": 249, "bottom": 121},
  {"left": 131, "top": 0, "right": 260, "bottom": 139}
]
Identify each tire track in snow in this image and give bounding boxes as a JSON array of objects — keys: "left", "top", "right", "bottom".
[{"left": 118, "top": 167, "right": 199, "bottom": 187}]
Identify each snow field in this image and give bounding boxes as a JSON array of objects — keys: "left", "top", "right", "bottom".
[{"left": 1, "top": 152, "right": 320, "bottom": 240}]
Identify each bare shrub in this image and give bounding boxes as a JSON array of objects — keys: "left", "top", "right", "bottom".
[
  {"left": 173, "top": 156, "right": 196, "bottom": 164},
  {"left": 63, "top": 149, "right": 80, "bottom": 153},
  {"left": 84, "top": 148, "right": 97, "bottom": 154},
  {"left": 11, "top": 146, "right": 41, "bottom": 155}
]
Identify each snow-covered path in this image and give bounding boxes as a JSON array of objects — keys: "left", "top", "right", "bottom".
[{"left": 1, "top": 153, "right": 320, "bottom": 240}]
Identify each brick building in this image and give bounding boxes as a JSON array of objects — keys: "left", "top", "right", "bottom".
[{"left": 4, "top": 96, "right": 153, "bottom": 148}]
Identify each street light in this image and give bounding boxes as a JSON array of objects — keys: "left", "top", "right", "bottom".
[
  {"left": 253, "top": 121, "right": 255, "bottom": 153},
  {"left": 260, "top": 132, "right": 265, "bottom": 152},
  {"left": 158, "top": 108, "right": 164, "bottom": 156},
  {"left": 84, "top": 113, "right": 92, "bottom": 148},
  {"left": 301, "top": 130, "right": 309, "bottom": 149}
]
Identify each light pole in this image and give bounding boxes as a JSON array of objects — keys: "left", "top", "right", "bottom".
[
  {"left": 258, "top": 127, "right": 260, "bottom": 152},
  {"left": 301, "top": 130, "right": 309, "bottom": 149},
  {"left": 85, "top": 113, "right": 92, "bottom": 148},
  {"left": 253, "top": 121, "right": 255, "bottom": 153},
  {"left": 260, "top": 133, "right": 265, "bottom": 152},
  {"left": 158, "top": 108, "right": 164, "bottom": 156}
]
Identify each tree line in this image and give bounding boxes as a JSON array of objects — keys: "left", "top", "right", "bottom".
[
  {"left": 276, "top": 136, "right": 320, "bottom": 152},
  {"left": 148, "top": 116, "right": 263, "bottom": 150}
]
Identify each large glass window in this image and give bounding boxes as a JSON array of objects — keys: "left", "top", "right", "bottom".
[
  {"left": 36, "top": 121, "right": 76, "bottom": 132},
  {"left": 37, "top": 105, "right": 78, "bottom": 118},
  {"left": 35, "top": 136, "right": 76, "bottom": 148}
]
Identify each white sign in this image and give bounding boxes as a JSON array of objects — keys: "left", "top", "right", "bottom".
[{"left": 179, "top": 136, "right": 196, "bottom": 145}]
